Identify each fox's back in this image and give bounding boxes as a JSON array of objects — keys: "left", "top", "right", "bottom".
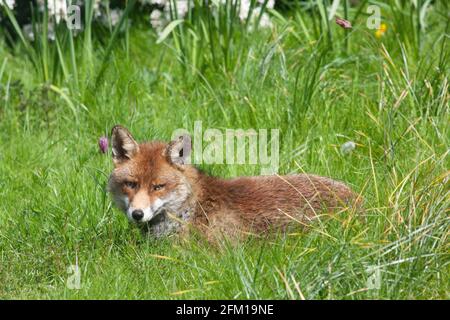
[{"left": 201, "top": 174, "right": 357, "bottom": 231}]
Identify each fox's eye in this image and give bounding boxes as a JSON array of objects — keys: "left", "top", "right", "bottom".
[
  {"left": 153, "top": 184, "right": 165, "bottom": 191},
  {"left": 124, "top": 181, "right": 138, "bottom": 189}
]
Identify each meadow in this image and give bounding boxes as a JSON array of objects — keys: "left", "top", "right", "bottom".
[{"left": 0, "top": 0, "right": 448, "bottom": 299}]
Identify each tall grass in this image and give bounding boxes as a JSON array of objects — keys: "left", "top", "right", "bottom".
[
  {"left": 0, "top": 0, "right": 448, "bottom": 299},
  {"left": 1, "top": 0, "right": 136, "bottom": 96},
  {"left": 156, "top": 0, "right": 274, "bottom": 77}
]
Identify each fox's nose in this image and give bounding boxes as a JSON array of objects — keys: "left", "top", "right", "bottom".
[{"left": 132, "top": 209, "right": 144, "bottom": 221}]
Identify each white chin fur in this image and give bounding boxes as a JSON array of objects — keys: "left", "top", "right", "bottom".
[{"left": 127, "top": 198, "right": 165, "bottom": 223}]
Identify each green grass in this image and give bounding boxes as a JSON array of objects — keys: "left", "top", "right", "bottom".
[{"left": 0, "top": 1, "right": 449, "bottom": 299}]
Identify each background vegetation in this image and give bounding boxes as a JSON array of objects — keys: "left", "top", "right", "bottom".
[{"left": 0, "top": 0, "right": 448, "bottom": 299}]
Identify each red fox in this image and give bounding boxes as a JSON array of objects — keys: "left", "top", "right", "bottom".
[{"left": 108, "top": 125, "right": 360, "bottom": 240}]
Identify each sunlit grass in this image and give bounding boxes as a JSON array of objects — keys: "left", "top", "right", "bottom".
[{"left": 0, "top": 1, "right": 448, "bottom": 299}]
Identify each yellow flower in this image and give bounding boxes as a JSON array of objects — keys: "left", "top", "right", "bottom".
[{"left": 375, "top": 23, "right": 387, "bottom": 38}]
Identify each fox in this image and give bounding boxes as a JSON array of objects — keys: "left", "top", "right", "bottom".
[{"left": 108, "top": 125, "right": 360, "bottom": 240}]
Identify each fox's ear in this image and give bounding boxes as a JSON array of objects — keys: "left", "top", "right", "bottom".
[
  {"left": 111, "top": 125, "right": 139, "bottom": 164},
  {"left": 165, "top": 135, "right": 191, "bottom": 169}
]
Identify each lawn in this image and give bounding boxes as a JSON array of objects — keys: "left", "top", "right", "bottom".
[{"left": 0, "top": 1, "right": 448, "bottom": 299}]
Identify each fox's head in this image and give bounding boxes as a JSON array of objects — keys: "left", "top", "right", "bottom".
[{"left": 108, "top": 125, "right": 194, "bottom": 225}]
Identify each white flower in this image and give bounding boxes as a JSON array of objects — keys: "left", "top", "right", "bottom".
[
  {"left": 256, "top": 10, "right": 272, "bottom": 28},
  {"left": 150, "top": 0, "right": 169, "bottom": 5},
  {"left": 340, "top": 141, "right": 356, "bottom": 154},
  {"left": 22, "top": 24, "right": 34, "bottom": 41},
  {"left": 159, "top": 0, "right": 187, "bottom": 19},
  {"left": 47, "top": 23, "right": 56, "bottom": 41},
  {"left": 22, "top": 23, "right": 56, "bottom": 41},
  {"left": 46, "top": 0, "right": 68, "bottom": 23},
  {"left": 0, "top": 0, "right": 15, "bottom": 9},
  {"left": 258, "top": 0, "right": 275, "bottom": 9},
  {"left": 168, "top": 0, "right": 189, "bottom": 18},
  {"left": 236, "top": 0, "right": 274, "bottom": 26},
  {"left": 245, "top": 7, "right": 273, "bottom": 29},
  {"left": 35, "top": 0, "right": 101, "bottom": 22},
  {"left": 93, "top": 0, "right": 102, "bottom": 18},
  {"left": 239, "top": 0, "right": 250, "bottom": 21},
  {"left": 150, "top": 9, "right": 164, "bottom": 29},
  {"left": 109, "top": 9, "right": 122, "bottom": 26}
]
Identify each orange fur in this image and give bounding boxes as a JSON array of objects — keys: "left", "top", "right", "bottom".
[{"left": 108, "top": 126, "right": 360, "bottom": 240}]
